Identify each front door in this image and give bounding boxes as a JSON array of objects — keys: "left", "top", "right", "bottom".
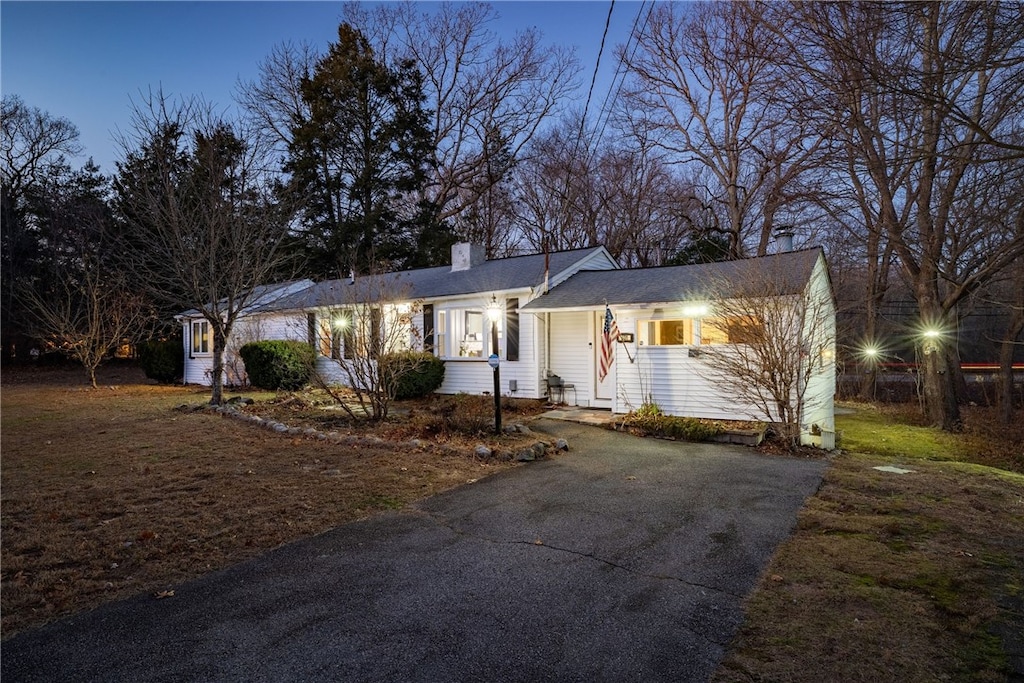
[{"left": 593, "top": 311, "right": 615, "bottom": 405}]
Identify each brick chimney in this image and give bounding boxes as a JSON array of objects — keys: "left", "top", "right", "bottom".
[{"left": 451, "top": 242, "right": 486, "bottom": 272}]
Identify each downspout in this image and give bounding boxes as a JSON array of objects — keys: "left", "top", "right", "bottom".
[
  {"left": 184, "top": 318, "right": 193, "bottom": 386},
  {"left": 545, "top": 311, "right": 552, "bottom": 388}
]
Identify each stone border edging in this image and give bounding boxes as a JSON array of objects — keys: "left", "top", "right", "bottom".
[{"left": 195, "top": 403, "right": 569, "bottom": 462}]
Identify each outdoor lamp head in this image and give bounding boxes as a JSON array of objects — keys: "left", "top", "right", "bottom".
[{"left": 486, "top": 295, "right": 501, "bottom": 322}]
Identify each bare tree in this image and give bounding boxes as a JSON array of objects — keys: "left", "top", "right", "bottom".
[
  {"left": 307, "top": 274, "right": 426, "bottom": 421},
  {"left": 22, "top": 255, "right": 147, "bottom": 387},
  {"left": 698, "top": 264, "right": 836, "bottom": 446},
  {"left": 775, "top": 1, "right": 1024, "bottom": 430},
  {"left": 1, "top": 95, "right": 85, "bottom": 362},
  {"left": 113, "top": 92, "right": 295, "bottom": 404},
  {"left": 623, "top": 2, "right": 825, "bottom": 258},
  {"left": 511, "top": 117, "right": 698, "bottom": 264}
]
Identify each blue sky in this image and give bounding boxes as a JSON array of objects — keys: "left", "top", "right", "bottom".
[{"left": 2, "top": 1, "right": 641, "bottom": 175}]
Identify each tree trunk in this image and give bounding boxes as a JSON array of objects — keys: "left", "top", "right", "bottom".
[
  {"left": 998, "top": 305, "right": 1024, "bottom": 425},
  {"left": 210, "top": 325, "right": 226, "bottom": 405},
  {"left": 916, "top": 287, "right": 962, "bottom": 430}
]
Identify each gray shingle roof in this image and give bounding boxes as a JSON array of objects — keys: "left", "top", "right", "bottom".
[
  {"left": 177, "top": 279, "right": 314, "bottom": 318},
  {"left": 269, "top": 246, "right": 611, "bottom": 311},
  {"left": 521, "top": 248, "right": 823, "bottom": 311}
]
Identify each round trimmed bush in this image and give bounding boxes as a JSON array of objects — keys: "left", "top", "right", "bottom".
[
  {"left": 138, "top": 339, "right": 184, "bottom": 383},
  {"left": 381, "top": 351, "right": 445, "bottom": 399},
  {"left": 238, "top": 340, "right": 315, "bottom": 390}
]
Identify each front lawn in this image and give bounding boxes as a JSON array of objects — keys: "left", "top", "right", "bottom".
[
  {"left": 714, "top": 403, "right": 1024, "bottom": 682},
  {"left": 0, "top": 365, "right": 539, "bottom": 638}
]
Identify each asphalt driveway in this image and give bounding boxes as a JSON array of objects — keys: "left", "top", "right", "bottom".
[{"left": 1, "top": 419, "right": 827, "bottom": 682}]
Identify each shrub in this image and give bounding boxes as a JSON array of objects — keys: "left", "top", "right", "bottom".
[
  {"left": 381, "top": 351, "right": 445, "bottom": 399},
  {"left": 137, "top": 340, "right": 183, "bottom": 383},
  {"left": 622, "top": 411, "right": 723, "bottom": 442},
  {"left": 238, "top": 340, "right": 315, "bottom": 390}
]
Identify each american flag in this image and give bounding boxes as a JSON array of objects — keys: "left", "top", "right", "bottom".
[{"left": 599, "top": 305, "right": 619, "bottom": 382}]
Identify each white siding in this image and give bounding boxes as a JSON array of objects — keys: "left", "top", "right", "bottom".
[
  {"left": 798, "top": 256, "right": 837, "bottom": 446},
  {"left": 435, "top": 301, "right": 543, "bottom": 398},
  {"left": 611, "top": 310, "right": 764, "bottom": 420},
  {"left": 182, "top": 311, "right": 305, "bottom": 386},
  {"left": 548, "top": 249, "right": 618, "bottom": 289}
]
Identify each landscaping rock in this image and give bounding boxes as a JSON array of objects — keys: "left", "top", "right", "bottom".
[
  {"left": 531, "top": 442, "right": 547, "bottom": 458},
  {"left": 474, "top": 445, "right": 492, "bottom": 459},
  {"left": 555, "top": 438, "right": 569, "bottom": 451},
  {"left": 515, "top": 448, "right": 536, "bottom": 462},
  {"left": 226, "top": 396, "right": 254, "bottom": 406}
]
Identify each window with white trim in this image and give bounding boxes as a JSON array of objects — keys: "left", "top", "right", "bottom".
[
  {"left": 635, "top": 315, "right": 763, "bottom": 347},
  {"left": 638, "top": 319, "right": 694, "bottom": 346},
  {"left": 438, "top": 306, "right": 501, "bottom": 358},
  {"left": 699, "top": 316, "right": 763, "bottom": 345},
  {"left": 191, "top": 320, "right": 210, "bottom": 355}
]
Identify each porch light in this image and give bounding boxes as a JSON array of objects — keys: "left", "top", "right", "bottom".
[
  {"left": 682, "top": 304, "right": 709, "bottom": 317},
  {"left": 333, "top": 316, "right": 349, "bottom": 329},
  {"left": 922, "top": 329, "right": 941, "bottom": 339}
]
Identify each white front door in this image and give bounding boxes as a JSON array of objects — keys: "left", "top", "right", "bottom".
[{"left": 593, "top": 311, "right": 615, "bottom": 405}]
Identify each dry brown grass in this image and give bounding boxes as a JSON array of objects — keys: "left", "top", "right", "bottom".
[
  {"left": 715, "top": 412, "right": 1024, "bottom": 683},
  {"left": 1, "top": 365, "right": 538, "bottom": 639}
]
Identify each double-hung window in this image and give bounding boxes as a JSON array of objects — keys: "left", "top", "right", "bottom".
[
  {"left": 191, "top": 320, "right": 210, "bottom": 355},
  {"left": 437, "top": 306, "right": 501, "bottom": 358}
]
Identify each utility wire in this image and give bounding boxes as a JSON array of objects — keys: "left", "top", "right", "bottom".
[
  {"left": 589, "top": 0, "right": 653, "bottom": 156},
  {"left": 579, "top": 0, "right": 616, "bottom": 139},
  {"left": 548, "top": 0, "right": 615, "bottom": 252}
]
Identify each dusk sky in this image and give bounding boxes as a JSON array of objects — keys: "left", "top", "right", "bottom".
[{"left": 2, "top": 1, "right": 641, "bottom": 175}]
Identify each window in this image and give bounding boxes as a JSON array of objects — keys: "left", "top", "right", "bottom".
[
  {"left": 638, "top": 319, "right": 694, "bottom": 346},
  {"left": 191, "top": 320, "right": 210, "bottom": 355},
  {"left": 436, "top": 310, "right": 446, "bottom": 358},
  {"left": 438, "top": 306, "right": 501, "bottom": 358},
  {"left": 635, "top": 315, "right": 763, "bottom": 347},
  {"left": 460, "top": 310, "right": 484, "bottom": 357},
  {"left": 700, "top": 316, "right": 763, "bottom": 345},
  {"left": 316, "top": 318, "right": 343, "bottom": 359}
]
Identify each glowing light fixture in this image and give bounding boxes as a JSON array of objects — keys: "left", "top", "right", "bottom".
[
  {"left": 486, "top": 295, "right": 501, "bottom": 322},
  {"left": 682, "top": 304, "right": 709, "bottom": 317},
  {"left": 922, "top": 329, "right": 941, "bottom": 339}
]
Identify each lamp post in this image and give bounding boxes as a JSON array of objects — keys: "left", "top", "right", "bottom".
[{"left": 487, "top": 295, "right": 502, "bottom": 435}]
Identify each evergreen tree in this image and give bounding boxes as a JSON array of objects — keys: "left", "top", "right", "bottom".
[{"left": 284, "top": 24, "right": 437, "bottom": 277}]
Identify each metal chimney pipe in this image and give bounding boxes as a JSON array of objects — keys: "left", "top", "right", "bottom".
[{"left": 774, "top": 227, "right": 795, "bottom": 253}]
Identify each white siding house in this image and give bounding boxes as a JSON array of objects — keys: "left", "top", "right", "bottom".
[
  {"left": 521, "top": 248, "right": 836, "bottom": 446},
  {"left": 178, "top": 243, "right": 836, "bottom": 445}
]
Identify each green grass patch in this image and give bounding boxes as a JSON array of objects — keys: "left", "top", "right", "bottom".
[
  {"left": 361, "top": 494, "right": 406, "bottom": 510},
  {"left": 837, "top": 406, "right": 968, "bottom": 461}
]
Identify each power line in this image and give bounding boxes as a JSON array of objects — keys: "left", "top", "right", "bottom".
[
  {"left": 590, "top": 0, "right": 653, "bottom": 154},
  {"left": 579, "top": 0, "right": 616, "bottom": 134}
]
